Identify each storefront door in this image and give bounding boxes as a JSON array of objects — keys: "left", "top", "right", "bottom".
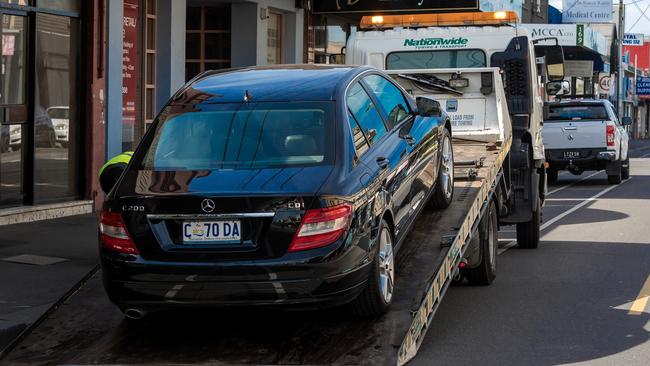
[{"left": 0, "top": 2, "right": 81, "bottom": 208}]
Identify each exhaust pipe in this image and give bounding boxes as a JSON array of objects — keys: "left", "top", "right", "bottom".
[{"left": 124, "top": 308, "right": 147, "bottom": 320}]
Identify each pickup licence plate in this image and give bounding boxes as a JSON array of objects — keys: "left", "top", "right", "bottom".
[
  {"left": 563, "top": 151, "right": 580, "bottom": 159},
  {"left": 182, "top": 220, "right": 241, "bottom": 244}
]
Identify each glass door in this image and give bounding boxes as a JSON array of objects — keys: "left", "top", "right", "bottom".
[{"left": 0, "top": 12, "right": 27, "bottom": 207}]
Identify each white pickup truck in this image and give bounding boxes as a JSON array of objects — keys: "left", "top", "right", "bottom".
[{"left": 543, "top": 99, "right": 631, "bottom": 184}]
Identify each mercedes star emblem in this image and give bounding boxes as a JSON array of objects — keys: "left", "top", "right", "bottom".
[{"left": 201, "top": 199, "right": 216, "bottom": 213}]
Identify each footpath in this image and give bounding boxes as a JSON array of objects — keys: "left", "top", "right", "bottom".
[{"left": 0, "top": 214, "right": 98, "bottom": 356}]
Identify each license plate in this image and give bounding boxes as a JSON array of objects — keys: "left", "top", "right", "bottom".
[
  {"left": 563, "top": 151, "right": 580, "bottom": 159},
  {"left": 182, "top": 221, "right": 241, "bottom": 243}
]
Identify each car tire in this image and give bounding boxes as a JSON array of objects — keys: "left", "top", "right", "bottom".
[
  {"left": 621, "top": 157, "right": 630, "bottom": 180},
  {"left": 547, "top": 169, "right": 558, "bottom": 185},
  {"left": 516, "top": 198, "right": 540, "bottom": 249},
  {"left": 429, "top": 128, "right": 454, "bottom": 209},
  {"left": 465, "top": 200, "right": 498, "bottom": 285},
  {"left": 351, "top": 219, "right": 394, "bottom": 317},
  {"left": 48, "top": 130, "right": 56, "bottom": 148}
]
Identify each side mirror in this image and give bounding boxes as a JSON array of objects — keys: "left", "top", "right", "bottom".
[
  {"left": 545, "top": 81, "right": 564, "bottom": 96},
  {"left": 329, "top": 54, "right": 345, "bottom": 65},
  {"left": 416, "top": 97, "right": 442, "bottom": 117},
  {"left": 545, "top": 45, "right": 565, "bottom": 82},
  {"left": 622, "top": 116, "right": 633, "bottom": 126}
]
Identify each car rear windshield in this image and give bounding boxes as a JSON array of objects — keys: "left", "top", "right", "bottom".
[
  {"left": 546, "top": 105, "right": 609, "bottom": 121},
  {"left": 386, "top": 50, "right": 487, "bottom": 70},
  {"left": 141, "top": 102, "right": 334, "bottom": 170}
]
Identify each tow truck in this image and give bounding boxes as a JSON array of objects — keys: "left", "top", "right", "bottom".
[{"left": 0, "top": 11, "right": 564, "bottom": 366}]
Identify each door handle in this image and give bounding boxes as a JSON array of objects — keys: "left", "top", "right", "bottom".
[
  {"left": 376, "top": 156, "right": 389, "bottom": 170},
  {"left": 563, "top": 127, "right": 577, "bottom": 131},
  {"left": 402, "top": 134, "right": 416, "bottom": 146}
]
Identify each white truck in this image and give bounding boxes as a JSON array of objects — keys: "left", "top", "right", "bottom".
[
  {"left": 346, "top": 12, "right": 564, "bottom": 251},
  {"left": 543, "top": 99, "right": 631, "bottom": 184}
]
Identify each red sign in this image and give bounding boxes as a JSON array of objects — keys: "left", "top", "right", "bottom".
[
  {"left": 623, "top": 41, "right": 650, "bottom": 71},
  {"left": 122, "top": 0, "right": 139, "bottom": 133},
  {"left": 2, "top": 35, "right": 15, "bottom": 56}
]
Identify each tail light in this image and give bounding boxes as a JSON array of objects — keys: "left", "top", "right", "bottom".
[
  {"left": 99, "top": 210, "right": 139, "bottom": 254},
  {"left": 606, "top": 125, "right": 615, "bottom": 147},
  {"left": 288, "top": 204, "right": 353, "bottom": 252}
]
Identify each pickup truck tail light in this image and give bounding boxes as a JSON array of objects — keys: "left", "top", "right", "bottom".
[
  {"left": 288, "top": 204, "right": 352, "bottom": 252},
  {"left": 606, "top": 125, "right": 615, "bottom": 147}
]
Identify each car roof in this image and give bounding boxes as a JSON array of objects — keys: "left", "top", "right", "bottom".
[{"left": 173, "top": 65, "right": 374, "bottom": 105}]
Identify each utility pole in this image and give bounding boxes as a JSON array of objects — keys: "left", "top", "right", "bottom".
[{"left": 617, "top": 0, "right": 625, "bottom": 120}]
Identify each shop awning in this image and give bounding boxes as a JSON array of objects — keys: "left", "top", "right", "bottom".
[{"left": 521, "top": 24, "right": 610, "bottom": 74}]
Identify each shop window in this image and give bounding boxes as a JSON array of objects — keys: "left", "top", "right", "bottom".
[
  {"left": 34, "top": 13, "right": 80, "bottom": 203},
  {"left": 307, "top": 15, "right": 351, "bottom": 65},
  {"left": 185, "top": 4, "right": 231, "bottom": 81}
]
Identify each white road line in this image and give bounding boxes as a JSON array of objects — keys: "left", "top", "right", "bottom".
[
  {"left": 546, "top": 171, "right": 602, "bottom": 196},
  {"left": 498, "top": 178, "right": 633, "bottom": 255}
]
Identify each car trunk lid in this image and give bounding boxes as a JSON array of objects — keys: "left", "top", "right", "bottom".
[{"left": 116, "top": 166, "right": 333, "bottom": 262}]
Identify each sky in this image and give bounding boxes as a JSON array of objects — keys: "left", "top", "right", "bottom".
[{"left": 548, "top": 0, "right": 650, "bottom": 35}]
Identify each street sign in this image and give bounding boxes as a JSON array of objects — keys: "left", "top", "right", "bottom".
[
  {"left": 562, "top": 0, "right": 613, "bottom": 23},
  {"left": 598, "top": 73, "right": 611, "bottom": 94},
  {"left": 637, "top": 77, "right": 650, "bottom": 99},
  {"left": 312, "top": 0, "right": 479, "bottom": 14},
  {"left": 623, "top": 34, "right": 644, "bottom": 47}
]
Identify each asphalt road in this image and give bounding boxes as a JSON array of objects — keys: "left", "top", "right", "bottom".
[
  {"left": 413, "top": 144, "right": 650, "bottom": 366},
  {"left": 3, "top": 142, "right": 650, "bottom": 365}
]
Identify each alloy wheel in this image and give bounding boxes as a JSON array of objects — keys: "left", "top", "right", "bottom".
[
  {"left": 378, "top": 227, "right": 395, "bottom": 304},
  {"left": 440, "top": 135, "right": 454, "bottom": 200}
]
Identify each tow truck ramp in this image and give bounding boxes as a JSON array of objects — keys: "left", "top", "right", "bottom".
[{"left": 396, "top": 138, "right": 511, "bottom": 365}]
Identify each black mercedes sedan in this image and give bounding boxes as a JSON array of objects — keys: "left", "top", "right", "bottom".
[{"left": 99, "top": 65, "right": 454, "bottom": 318}]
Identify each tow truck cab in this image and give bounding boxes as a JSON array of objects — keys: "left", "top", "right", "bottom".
[{"left": 346, "top": 11, "right": 564, "bottom": 248}]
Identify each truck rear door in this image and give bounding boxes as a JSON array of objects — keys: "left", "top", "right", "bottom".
[{"left": 543, "top": 104, "right": 608, "bottom": 150}]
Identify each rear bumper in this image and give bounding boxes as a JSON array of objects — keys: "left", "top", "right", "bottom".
[
  {"left": 545, "top": 148, "right": 616, "bottom": 171},
  {"left": 101, "top": 249, "right": 372, "bottom": 310}
]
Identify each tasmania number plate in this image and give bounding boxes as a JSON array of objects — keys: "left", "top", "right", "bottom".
[
  {"left": 182, "top": 221, "right": 241, "bottom": 243},
  {"left": 563, "top": 151, "right": 580, "bottom": 159}
]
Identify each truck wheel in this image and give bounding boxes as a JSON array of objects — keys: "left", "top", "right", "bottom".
[
  {"left": 621, "top": 157, "right": 630, "bottom": 180},
  {"left": 517, "top": 199, "right": 540, "bottom": 249},
  {"left": 465, "top": 200, "right": 498, "bottom": 285},
  {"left": 430, "top": 128, "right": 454, "bottom": 209},
  {"left": 547, "top": 169, "right": 558, "bottom": 185},
  {"left": 351, "top": 219, "right": 394, "bottom": 317}
]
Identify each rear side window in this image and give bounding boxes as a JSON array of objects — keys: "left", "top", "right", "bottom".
[
  {"left": 347, "top": 82, "right": 387, "bottom": 146},
  {"left": 347, "top": 111, "right": 370, "bottom": 156},
  {"left": 362, "top": 74, "right": 410, "bottom": 128},
  {"left": 141, "top": 102, "right": 333, "bottom": 170},
  {"left": 547, "top": 105, "right": 609, "bottom": 121}
]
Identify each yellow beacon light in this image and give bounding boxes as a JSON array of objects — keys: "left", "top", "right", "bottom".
[
  {"left": 371, "top": 15, "right": 384, "bottom": 24},
  {"left": 360, "top": 11, "right": 519, "bottom": 29},
  {"left": 494, "top": 11, "right": 508, "bottom": 19}
]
